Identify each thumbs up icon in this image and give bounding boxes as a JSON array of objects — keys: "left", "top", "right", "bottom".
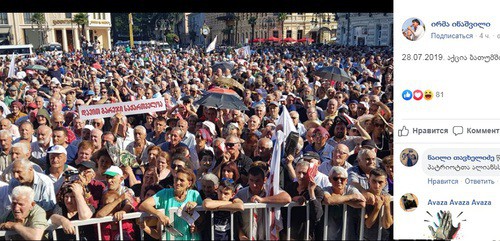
[
  {"left": 402, "top": 90, "right": 413, "bottom": 101},
  {"left": 398, "top": 126, "right": 410, "bottom": 137}
]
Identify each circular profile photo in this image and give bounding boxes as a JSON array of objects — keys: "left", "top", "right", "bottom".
[
  {"left": 402, "top": 17, "right": 425, "bottom": 41},
  {"left": 400, "top": 193, "right": 418, "bottom": 212},
  {"left": 400, "top": 148, "right": 418, "bottom": 167}
]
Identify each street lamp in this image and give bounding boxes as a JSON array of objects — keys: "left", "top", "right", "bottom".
[
  {"left": 310, "top": 13, "right": 332, "bottom": 44},
  {"left": 200, "top": 23, "right": 210, "bottom": 47}
]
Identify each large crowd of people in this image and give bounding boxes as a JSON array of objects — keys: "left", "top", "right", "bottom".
[{"left": 0, "top": 39, "right": 394, "bottom": 240}]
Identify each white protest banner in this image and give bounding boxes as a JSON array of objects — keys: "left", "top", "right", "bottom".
[
  {"left": 235, "top": 46, "right": 251, "bottom": 59},
  {"left": 78, "top": 97, "right": 166, "bottom": 120}
]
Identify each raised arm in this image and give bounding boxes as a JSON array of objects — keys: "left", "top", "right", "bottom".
[
  {"left": 355, "top": 119, "right": 371, "bottom": 140},
  {"left": 376, "top": 101, "right": 392, "bottom": 121},
  {"left": 285, "top": 155, "right": 296, "bottom": 180},
  {"left": 70, "top": 183, "right": 93, "bottom": 220}
]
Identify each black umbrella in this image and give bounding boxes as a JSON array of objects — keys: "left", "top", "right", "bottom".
[
  {"left": 26, "top": 64, "right": 48, "bottom": 72},
  {"left": 195, "top": 87, "right": 248, "bottom": 111},
  {"left": 313, "top": 66, "right": 352, "bottom": 82},
  {"left": 211, "top": 61, "right": 234, "bottom": 73}
]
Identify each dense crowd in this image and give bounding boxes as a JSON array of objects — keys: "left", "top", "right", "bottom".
[{"left": 0, "top": 40, "right": 394, "bottom": 240}]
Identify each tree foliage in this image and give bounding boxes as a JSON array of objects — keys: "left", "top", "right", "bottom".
[
  {"left": 112, "top": 13, "right": 184, "bottom": 41},
  {"left": 73, "top": 13, "right": 89, "bottom": 36}
]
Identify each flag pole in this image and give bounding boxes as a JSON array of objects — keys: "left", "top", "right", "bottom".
[{"left": 128, "top": 13, "right": 134, "bottom": 48}]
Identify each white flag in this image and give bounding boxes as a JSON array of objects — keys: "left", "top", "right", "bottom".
[
  {"left": 265, "top": 130, "right": 284, "bottom": 240},
  {"left": 7, "top": 53, "right": 16, "bottom": 79},
  {"left": 206, "top": 35, "right": 217, "bottom": 53},
  {"left": 265, "top": 107, "right": 298, "bottom": 239}
]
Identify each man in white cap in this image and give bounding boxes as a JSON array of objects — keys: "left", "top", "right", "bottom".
[
  {"left": 50, "top": 77, "right": 61, "bottom": 87},
  {"left": 369, "top": 81, "right": 384, "bottom": 97},
  {"left": 45, "top": 145, "right": 76, "bottom": 193},
  {"left": 106, "top": 72, "right": 113, "bottom": 82}
]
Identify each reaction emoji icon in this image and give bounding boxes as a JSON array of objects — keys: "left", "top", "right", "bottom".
[
  {"left": 413, "top": 90, "right": 423, "bottom": 101},
  {"left": 424, "top": 90, "right": 433, "bottom": 100},
  {"left": 402, "top": 90, "right": 412, "bottom": 101}
]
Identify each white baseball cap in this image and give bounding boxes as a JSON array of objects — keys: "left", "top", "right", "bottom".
[
  {"left": 83, "top": 125, "right": 95, "bottom": 131},
  {"left": 47, "top": 145, "right": 67, "bottom": 155},
  {"left": 104, "top": 166, "right": 123, "bottom": 177}
]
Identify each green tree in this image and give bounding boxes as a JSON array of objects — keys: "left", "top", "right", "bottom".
[
  {"left": 277, "top": 13, "right": 288, "bottom": 44},
  {"left": 110, "top": 13, "right": 183, "bottom": 44},
  {"left": 248, "top": 15, "right": 258, "bottom": 47},
  {"left": 30, "top": 13, "right": 48, "bottom": 45},
  {"left": 165, "top": 33, "right": 179, "bottom": 45},
  {"left": 169, "top": 13, "right": 183, "bottom": 44},
  {"left": 30, "top": 13, "right": 45, "bottom": 25},
  {"left": 110, "top": 13, "right": 129, "bottom": 41},
  {"left": 73, "top": 13, "right": 89, "bottom": 37}
]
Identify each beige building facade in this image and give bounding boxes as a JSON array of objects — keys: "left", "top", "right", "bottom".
[
  {"left": 336, "top": 13, "right": 393, "bottom": 46},
  {"left": 0, "top": 13, "right": 112, "bottom": 52},
  {"left": 203, "top": 13, "right": 337, "bottom": 46}
]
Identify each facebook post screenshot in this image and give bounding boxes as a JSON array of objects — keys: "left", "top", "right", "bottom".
[
  {"left": 395, "top": 0, "right": 500, "bottom": 240},
  {"left": 11, "top": 0, "right": 496, "bottom": 239}
]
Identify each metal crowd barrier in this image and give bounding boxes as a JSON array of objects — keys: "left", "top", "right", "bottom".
[
  {"left": 0, "top": 201, "right": 391, "bottom": 240},
  {"left": 0, "top": 209, "right": 164, "bottom": 241}
]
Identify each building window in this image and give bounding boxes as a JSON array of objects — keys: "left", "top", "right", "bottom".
[
  {"left": 65, "top": 13, "right": 72, "bottom": 19},
  {"left": 91, "top": 13, "right": 105, "bottom": 20},
  {"left": 0, "top": 13, "right": 7, "bottom": 24},
  {"left": 23, "top": 13, "right": 35, "bottom": 24},
  {"left": 92, "top": 13, "right": 105, "bottom": 20},
  {"left": 297, "top": 30, "right": 303, "bottom": 39},
  {"left": 286, "top": 30, "right": 292, "bottom": 38}
]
